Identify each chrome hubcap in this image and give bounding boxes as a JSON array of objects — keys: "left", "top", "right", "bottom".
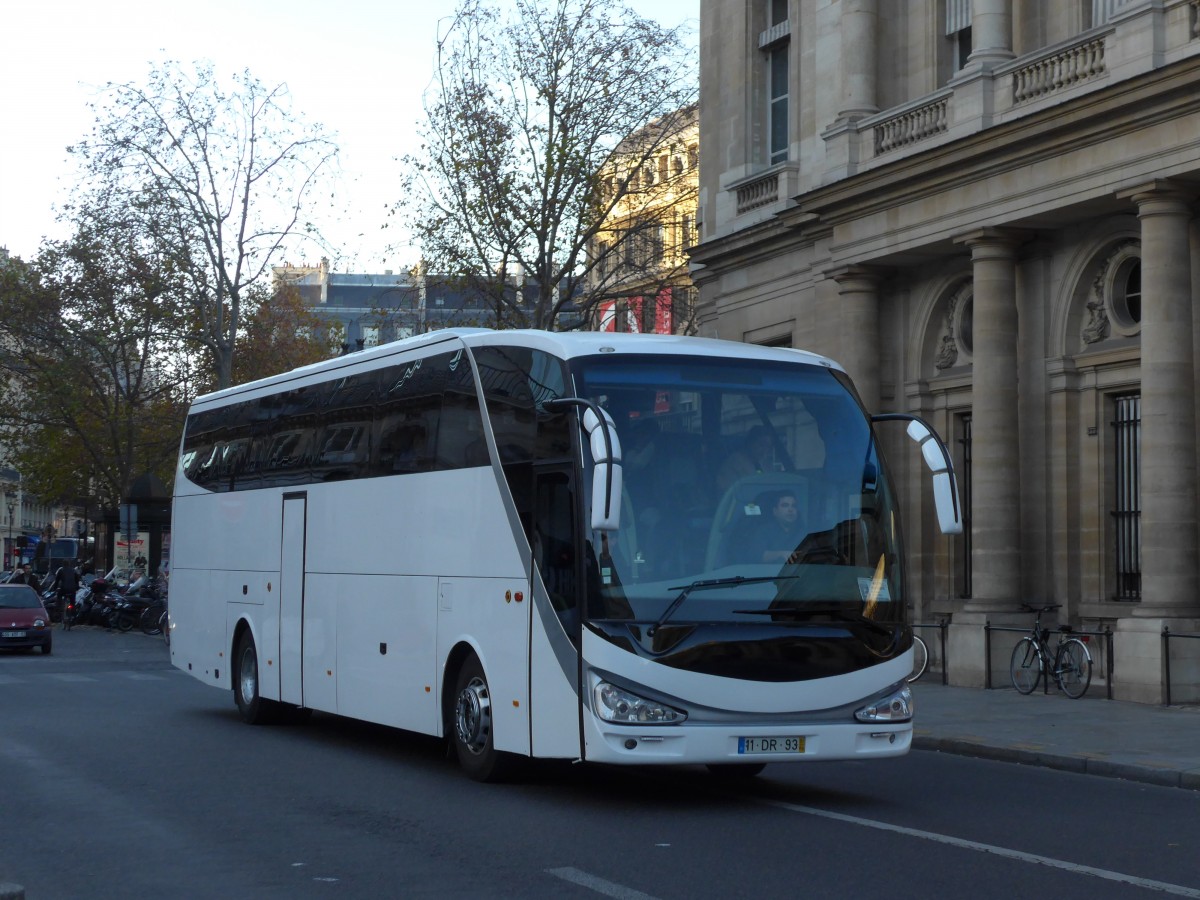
[
  {"left": 455, "top": 676, "right": 492, "bottom": 756},
  {"left": 239, "top": 645, "right": 258, "bottom": 706}
]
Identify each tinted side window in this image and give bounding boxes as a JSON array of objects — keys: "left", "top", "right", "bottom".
[
  {"left": 373, "top": 356, "right": 441, "bottom": 476},
  {"left": 474, "top": 347, "right": 571, "bottom": 463},
  {"left": 312, "top": 371, "right": 375, "bottom": 482},
  {"left": 436, "top": 349, "right": 485, "bottom": 470},
  {"left": 263, "top": 386, "right": 320, "bottom": 488},
  {"left": 181, "top": 408, "right": 222, "bottom": 489}
]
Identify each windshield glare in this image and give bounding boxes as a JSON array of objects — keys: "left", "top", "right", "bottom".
[{"left": 572, "top": 355, "right": 904, "bottom": 628}]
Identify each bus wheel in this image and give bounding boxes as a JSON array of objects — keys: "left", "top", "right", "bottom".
[
  {"left": 452, "top": 655, "right": 512, "bottom": 782},
  {"left": 706, "top": 763, "right": 766, "bottom": 779},
  {"left": 234, "top": 630, "right": 278, "bottom": 725}
]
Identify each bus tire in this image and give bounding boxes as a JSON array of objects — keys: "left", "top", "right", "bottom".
[
  {"left": 234, "top": 630, "right": 279, "bottom": 725},
  {"left": 452, "top": 655, "right": 513, "bottom": 782}
]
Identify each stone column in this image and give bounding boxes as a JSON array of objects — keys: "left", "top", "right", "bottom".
[
  {"left": 1124, "top": 185, "right": 1200, "bottom": 618},
  {"left": 837, "top": 0, "right": 878, "bottom": 122},
  {"left": 959, "top": 229, "right": 1024, "bottom": 610},
  {"left": 967, "top": 0, "right": 1015, "bottom": 70},
  {"left": 945, "top": 229, "right": 1025, "bottom": 688},
  {"left": 828, "top": 266, "right": 881, "bottom": 414},
  {"left": 1113, "top": 183, "right": 1200, "bottom": 705}
]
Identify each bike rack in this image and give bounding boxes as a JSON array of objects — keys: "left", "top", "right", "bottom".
[
  {"left": 984, "top": 620, "right": 1114, "bottom": 699},
  {"left": 912, "top": 619, "right": 948, "bottom": 685},
  {"left": 1162, "top": 628, "right": 1200, "bottom": 706}
]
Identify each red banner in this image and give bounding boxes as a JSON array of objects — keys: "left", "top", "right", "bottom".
[{"left": 655, "top": 287, "right": 673, "bottom": 334}]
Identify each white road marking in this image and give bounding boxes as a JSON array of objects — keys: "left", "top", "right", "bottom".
[
  {"left": 761, "top": 797, "right": 1200, "bottom": 898},
  {"left": 547, "top": 867, "right": 662, "bottom": 900}
]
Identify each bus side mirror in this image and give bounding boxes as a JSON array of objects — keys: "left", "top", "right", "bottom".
[
  {"left": 904, "top": 419, "right": 963, "bottom": 535},
  {"left": 544, "top": 397, "right": 623, "bottom": 532},
  {"left": 582, "top": 407, "right": 623, "bottom": 532},
  {"left": 872, "top": 413, "right": 963, "bottom": 535}
]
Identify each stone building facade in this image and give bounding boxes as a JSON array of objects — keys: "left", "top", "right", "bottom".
[{"left": 692, "top": 0, "right": 1200, "bottom": 703}]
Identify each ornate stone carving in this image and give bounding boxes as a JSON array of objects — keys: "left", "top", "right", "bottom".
[{"left": 934, "top": 284, "right": 970, "bottom": 370}]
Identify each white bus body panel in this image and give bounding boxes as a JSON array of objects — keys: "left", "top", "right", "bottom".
[
  {"left": 528, "top": 597, "right": 583, "bottom": 759},
  {"left": 172, "top": 463, "right": 536, "bottom": 751},
  {"left": 435, "top": 575, "right": 531, "bottom": 755},
  {"left": 334, "top": 574, "right": 438, "bottom": 729}
]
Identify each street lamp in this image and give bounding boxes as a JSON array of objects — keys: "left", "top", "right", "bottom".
[{"left": 5, "top": 501, "right": 13, "bottom": 570}]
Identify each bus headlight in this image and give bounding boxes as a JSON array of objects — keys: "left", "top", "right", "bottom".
[
  {"left": 854, "top": 685, "right": 913, "bottom": 723},
  {"left": 594, "top": 682, "right": 686, "bottom": 724}
]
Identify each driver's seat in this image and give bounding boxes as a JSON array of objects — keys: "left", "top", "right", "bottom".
[{"left": 704, "top": 474, "right": 810, "bottom": 570}]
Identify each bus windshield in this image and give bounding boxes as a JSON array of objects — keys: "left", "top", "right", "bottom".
[{"left": 571, "top": 354, "right": 904, "bottom": 631}]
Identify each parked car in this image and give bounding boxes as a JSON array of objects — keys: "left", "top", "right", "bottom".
[{"left": 0, "top": 583, "right": 52, "bottom": 655}]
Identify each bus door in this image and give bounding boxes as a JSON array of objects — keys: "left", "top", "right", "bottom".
[
  {"left": 528, "top": 465, "right": 585, "bottom": 758},
  {"left": 279, "top": 492, "right": 307, "bottom": 705}
]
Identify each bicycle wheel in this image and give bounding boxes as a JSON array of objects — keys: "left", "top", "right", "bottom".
[
  {"left": 1056, "top": 638, "right": 1092, "bottom": 699},
  {"left": 1010, "top": 637, "right": 1042, "bottom": 694},
  {"left": 141, "top": 603, "right": 164, "bottom": 635},
  {"left": 907, "top": 634, "right": 928, "bottom": 683}
]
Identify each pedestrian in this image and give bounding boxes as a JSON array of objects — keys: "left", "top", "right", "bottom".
[
  {"left": 12, "top": 563, "right": 39, "bottom": 587},
  {"left": 52, "top": 563, "right": 79, "bottom": 609}
]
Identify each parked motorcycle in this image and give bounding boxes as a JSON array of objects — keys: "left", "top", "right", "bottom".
[
  {"left": 69, "top": 577, "right": 118, "bottom": 628},
  {"left": 113, "top": 584, "right": 162, "bottom": 632}
]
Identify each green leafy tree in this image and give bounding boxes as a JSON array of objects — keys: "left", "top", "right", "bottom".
[
  {"left": 69, "top": 60, "right": 340, "bottom": 389},
  {"left": 396, "top": 0, "right": 697, "bottom": 329},
  {"left": 0, "top": 217, "right": 194, "bottom": 512},
  {"left": 233, "top": 282, "right": 343, "bottom": 385}
]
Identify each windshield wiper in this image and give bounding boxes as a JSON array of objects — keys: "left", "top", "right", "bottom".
[{"left": 649, "top": 575, "right": 784, "bottom": 636}]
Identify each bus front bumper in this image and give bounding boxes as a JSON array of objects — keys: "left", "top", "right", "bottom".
[{"left": 583, "top": 720, "right": 912, "bottom": 766}]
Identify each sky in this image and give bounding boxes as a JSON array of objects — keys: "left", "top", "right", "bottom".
[{"left": 0, "top": 0, "right": 698, "bottom": 273}]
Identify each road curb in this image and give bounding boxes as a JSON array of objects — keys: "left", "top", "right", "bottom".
[{"left": 913, "top": 736, "right": 1200, "bottom": 792}]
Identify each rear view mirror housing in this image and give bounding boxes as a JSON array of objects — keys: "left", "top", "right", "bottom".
[
  {"left": 543, "top": 398, "right": 623, "bottom": 532},
  {"left": 872, "top": 413, "right": 964, "bottom": 535}
]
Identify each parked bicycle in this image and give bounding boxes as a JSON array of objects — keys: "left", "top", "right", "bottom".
[
  {"left": 907, "top": 633, "right": 928, "bottom": 683},
  {"left": 1009, "top": 604, "right": 1092, "bottom": 699}
]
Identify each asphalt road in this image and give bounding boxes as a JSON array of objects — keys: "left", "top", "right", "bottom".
[{"left": 2, "top": 627, "right": 1198, "bottom": 899}]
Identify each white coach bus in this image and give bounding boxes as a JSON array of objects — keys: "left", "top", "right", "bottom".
[{"left": 170, "top": 329, "right": 961, "bottom": 780}]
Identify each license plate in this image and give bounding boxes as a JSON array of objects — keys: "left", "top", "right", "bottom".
[
  {"left": 2, "top": 630, "right": 26, "bottom": 638},
  {"left": 738, "top": 736, "right": 805, "bottom": 755}
]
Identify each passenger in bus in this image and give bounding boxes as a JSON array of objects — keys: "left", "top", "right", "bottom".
[
  {"left": 736, "top": 490, "right": 803, "bottom": 565},
  {"left": 717, "top": 426, "right": 777, "bottom": 493}
]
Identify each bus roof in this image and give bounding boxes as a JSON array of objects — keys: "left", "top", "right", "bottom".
[{"left": 191, "top": 329, "right": 842, "bottom": 411}]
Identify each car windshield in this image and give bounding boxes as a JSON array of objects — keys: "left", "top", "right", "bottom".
[
  {"left": 571, "top": 354, "right": 905, "bottom": 629},
  {"left": 0, "top": 587, "right": 43, "bottom": 609}
]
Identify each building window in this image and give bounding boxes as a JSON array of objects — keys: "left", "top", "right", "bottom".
[
  {"left": 761, "top": 0, "right": 789, "bottom": 166},
  {"left": 1112, "top": 394, "right": 1141, "bottom": 600},
  {"left": 1092, "top": 0, "right": 1130, "bottom": 27},
  {"left": 768, "top": 46, "right": 788, "bottom": 165},
  {"left": 361, "top": 325, "right": 380, "bottom": 348},
  {"left": 679, "top": 213, "right": 696, "bottom": 250},
  {"left": 946, "top": 0, "right": 972, "bottom": 73},
  {"left": 1112, "top": 259, "right": 1141, "bottom": 329}
]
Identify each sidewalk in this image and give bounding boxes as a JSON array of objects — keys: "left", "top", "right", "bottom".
[{"left": 911, "top": 680, "right": 1200, "bottom": 791}]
